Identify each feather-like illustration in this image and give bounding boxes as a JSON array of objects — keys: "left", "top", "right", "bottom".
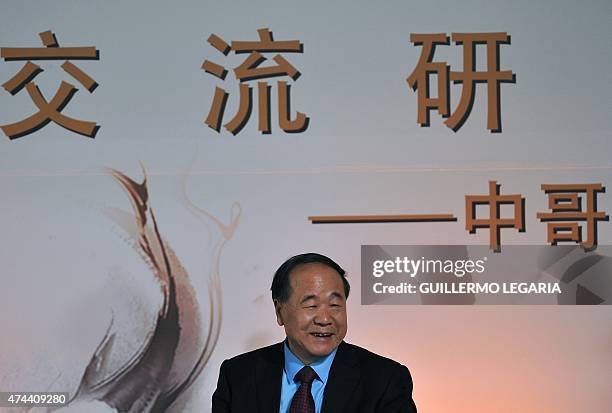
[{"left": 60, "top": 167, "right": 240, "bottom": 412}]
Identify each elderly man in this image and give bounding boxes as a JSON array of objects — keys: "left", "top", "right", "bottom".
[{"left": 212, "top": 253, "right": 417, "bottom": 413}]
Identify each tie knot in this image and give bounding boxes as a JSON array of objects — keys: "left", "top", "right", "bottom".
[{"left": 294, "top": 366, "right": 318, "bottom": 385}]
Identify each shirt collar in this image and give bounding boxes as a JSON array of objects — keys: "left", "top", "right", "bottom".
[{"left": 283, "top": 340, "right": 338, "bottom": 385}]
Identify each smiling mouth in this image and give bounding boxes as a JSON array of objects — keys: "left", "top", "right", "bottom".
[{"left": 310, "top": 333, "right": 334, "bottom": 338}]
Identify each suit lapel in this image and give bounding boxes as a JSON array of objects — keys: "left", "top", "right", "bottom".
[
  {"left": 255, "top": 342, "right": 284, "bottom": 413},
  {"left": 321, "top": 342, "right": 361, "bottom": 413}
]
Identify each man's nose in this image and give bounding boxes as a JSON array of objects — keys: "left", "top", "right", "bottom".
[{"left": 314, "top": 307, "right": 332, "bottom": 325}]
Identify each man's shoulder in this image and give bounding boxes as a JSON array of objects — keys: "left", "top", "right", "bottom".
[
  {"left": 338, "top": 341, "right": 408, "bottom": 373},
  {"left": 221, "top": 342, "right": 283, "bottom": 369},
  {"left": 220, "top": 340, "right": 408, "bottom": 373}
]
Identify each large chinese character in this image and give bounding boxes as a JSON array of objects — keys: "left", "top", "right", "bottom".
[
  {"left": 536, "top": 184, "right": 608, "bottom": 251},
  {"left": 407, "top": 32, "right": 515, "bottom": 132},
  {"left": 202, "top": 28, "right": 308, "bottom": 135},
  {"left": 465, "top": 181, "right": 525, "bottom": 251},
  {"left": 0, "top": 30, "right": 100, "bottom": 139}
]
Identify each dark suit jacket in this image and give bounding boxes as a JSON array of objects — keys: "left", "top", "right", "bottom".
[{"left": 212, "top": 341, "right": 417, "bottom": 413}]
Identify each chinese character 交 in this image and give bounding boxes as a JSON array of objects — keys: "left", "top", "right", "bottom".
[{"left": 0, "top": 30, "right": 100, "bottom": 139}]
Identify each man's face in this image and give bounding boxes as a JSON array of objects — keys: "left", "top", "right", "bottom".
[{"left": 274, "top": 263, "right": 348, "bottom": 365}]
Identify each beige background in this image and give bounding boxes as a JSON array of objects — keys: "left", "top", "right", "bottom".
[{"left": 0, "top": 1, "right": 611, "bottom": 412}]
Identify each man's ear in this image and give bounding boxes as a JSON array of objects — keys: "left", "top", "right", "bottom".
[{"left": 274, "top": 299, "right": 284, "bottom": 326}]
